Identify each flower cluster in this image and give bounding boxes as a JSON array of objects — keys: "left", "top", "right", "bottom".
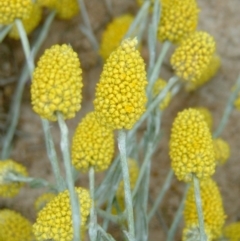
[
  {"left": 94, "top": 38, "right": 147, "bottom": 130},
  {"left": 0, "top": 209, "right": 33, "bottom": 241},
  {"left": 193, "top": 107, "right": 213, "bottom": 130},
  {"left": 158, "top": 0, "right": 199, "bottom": 44},
  {"left": 0, "top": 159, "right": 28, "bottom": 197},
  {"left": 213, "top": 138, "right": 230, "bottom": 165},
  {"left": 71, "top": 112, "right": 114, "bottom": 172},
  {"left": 33, "top": 187, "right": 91, "bottom": 241},
  {"left": 34, "top": 192, "right": 56, "bottom": 212},
  {"left": 152, "top": 78, "right": 172, "bottom": 110},
  {"left": 0, "top": 0, "right": 33, "bottom": 25},
  {"left": 31, "top": 44, "right": 83, "bottom": 121},
  {"left": 8, "top": 3, "right": 42, "bottom": 39},
  {"left": 184, "top": 178, "right": 226, "bottom": 239},
  {"left": 171, "top": 31, "right": 216, "bottom": 83},
  {"left": 223, "top": 222, "right": 240, "bottom": 241},
  {"left": 99, "top": 14, "right": 134, "bottom": 61},
  {"left": 169, "top": 108, "right": 215, "bottom": 182}
]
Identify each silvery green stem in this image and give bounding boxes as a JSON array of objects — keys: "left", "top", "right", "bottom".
[
  {"left": 97, "top": 209, "right": 126, "bottom": 224},
  {"left": 148, "top": 169, "right": 174, "bottom": 222},
  {"left": 89, "top": 167, "right": 97, "bottom": 241},
  {"left": 78, "top": 0, "right": 99, "bottom": 51},
  {"left": 57, "top": 112, "right": 81, "bottom": 241},
  {"left": 104, "top": 0, "right": 113, "bottom": 15},
  {"left": 0, "top": 24, "right": 12, "bottom": 42},
  {"left": 213, "top": 74, "right": 240, "bottom": 138},
  {"left": 97, "top": 225, "right": 116, "bottom": 241},
  {"left": 118, "top": 130, "right": 135, "bottom": 239},
  {"left": 193, "top": 175, "right": 207, "bottom": 241},
  {"left": 167, "top": 184, "right": 189, "bottom": 241},
  {"left": 41, "top": 119, "right": 65, "bottom": 192},
  {"left": 15, "top": 19, "right": 34, "bottom": 76}
]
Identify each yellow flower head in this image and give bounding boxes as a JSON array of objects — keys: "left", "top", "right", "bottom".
[
  {"left": 185, "top": 54, "right": 220, "bottom": 91},
  {"left": 37, "top": 0, "right": 79, "bottom": 19},
  {"left": 0, "top": 209, "right": 33, "bottom": 241},
  {"left": 114, "top": 158, "right": 139, "bottom": 213},
  {"left": 193, "top": 107, "right": 213, "bottom": 130},
  {"left": 223, "top": 222, "right": 240, "bottom": 241},
  {"left": 94, "top": 38, "right": 147, "bottom": 130},
  {"left": 0, "top": 0, "right": 33, "bottom": 25},
  {"left": 184, "top": 178, "right": 226, "bottom": 239},
  {"left": 213, "top": 138, "right": 230, "bottom": 165},
  {"left": 152, "top": 78, "right": 172, "bottom": 110},
  {"left": 31, "top": 44, "right": 83, "bottom": 121},
  {"left": 182, "top": 223, "right": 213, "bottom": 241},
  {"left": 0, "top": 159, "right": 28, "bottom": 197},
  {"left": 71, "top": 112, "right": 114, "bottom": 172},
  {"left": 33, "top": 187, "right": 91, "bottom": 241},
  {"left": 169, "top": 108, "right": 215, "bottom": 182},
  {"left": 8, "top": 3, "right": 42, "bottom": 40},
  {"left": 99, "top": 14, "right": 134, "bottom": 61},
  {"left": 158, "top": 0, "right": 199, "bottom": 44},
  {"left": 34, "top": 193, "right": 56, "bottom": 212},
  {"left": 171, "top": 31, "right": 216, "bottom": 83}
]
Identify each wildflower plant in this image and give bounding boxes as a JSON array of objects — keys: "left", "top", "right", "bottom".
[{"left": 0, "top": 0, "right": 240, "bottom": 241}]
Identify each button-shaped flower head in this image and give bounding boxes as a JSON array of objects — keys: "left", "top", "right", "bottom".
[
  {"left": 223, "top": 222, "right": 240, "bottom": 241},
  {"left": 0, "top": 0, "right": 33, "bottom": 25},
  {"left": 213, "top": 138, "right": 230, "bottom": 165},
  {"left": 8, "top": 3, "right": 42, "bottom": 40},
  {"left": 169, "top": 108, "right": 215, "bottom": 182},
  {"left": 193, "top": 107, "right": 213, "bottom": 130},
  {"left": 185, "top": 54, "right": 220, "bottom": 91},
  {"left": 171, "top": 31, "right": 216, "bottom": 83},
  {"left": 100, "top": 14, "right": 134, "bottom": 61},
  {"left": 184, "top": 178, "right": 226, "bottom": 239},
  {"left": 71, "top": 112, "right": 114, "bottom": 172},
  {"left": 158, "top": 0, "right": 199, "bottom": 44},
  {"left": 94, "top": 38, "right": 147, "bottom": 130},
  {"left": 31, "top": 44, "right": 83, "bottom": 121},
  {"left": 0, "top": 159, "right": 28, "bottom": 197},
  {"left": 0, "top": 209, "right": 33, "bottom": 241},
  {"left": 33, "top": 187, "right": 91, "bottom": 241},
  {"left": 34, "top": 193, "right": 56, "bottom": 212},
  {"left": 152, "top": 78, "right": 172, "bottom": 110}
]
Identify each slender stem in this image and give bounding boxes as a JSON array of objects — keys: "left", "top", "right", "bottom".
[
  {"left": 97, "top": 209, "right": 126, "bottom": 224},
  {"left": 193, "top": 175, "right": 207, "bottom": 241},
  {"left": 213, "top": 74, "right": 240, "bottom": 138},
  {"left": 97, "top": 225, "right": 116, "bottom": 241},
  {"left": 57, "top": 112, "right": 81, "bottom": 241},
  {"left": 0, "top": 24, "right": 13, "bottom": 42},
  {"left": 78, "top": 0, "right": 99, "bottom": 51},
  {"left": 167, "top": 184, "right": 189, "bottom": 241},
  {"left": 15, "top": 19, "right": 34, "bottom": 76},
  {"left": 89, "top": 167, "right": 97, "bottom": 241},
  {"left": 118, "top": 130, "right": 135, "bottom": 239},
  {"left": 41, "top": 118, "right": 65, "bottom": 191},
  {"left": 148, "top": 169, "right": 174, "bottom": 222}
]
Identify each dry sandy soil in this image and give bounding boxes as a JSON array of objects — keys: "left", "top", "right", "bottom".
[{"left": 1, "top": 0, "right": 240, "bottom": 240}]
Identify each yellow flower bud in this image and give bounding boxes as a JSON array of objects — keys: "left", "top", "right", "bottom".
[
  {"left": 31, "top": 44, "right": 83, "bottom": 121},
  {"left": 223, "top": 222, "right": 240, "bottom": 241},
  {"left": 152, "top": 78, "right": 172, "bottom": 110},
  {"left": 169, "top": 108, "right": 215, "bottom": 182},
  {"left": 34, "top": 193, "right": 56, "bottom": 212},
  {"left": 0, "top": 0, "right": 33, "bottom": 25},
  {"left": 171, "top": 31, "right": 216, "bottom": 83},
  {"left": 0, "top": 209, "right": 33, "bottom": 241},
  {"left": 99, "top": 14, "right": 134, "bottom": 61},
  {"left": 71, "top": 112, "right": 114, "bottom": 172},
  {"left": 33, "top": 187, "right": 91, "bottom": 241},
  {"left": 185, "top": 54, "right": 221, "bottom": 91},
  {"left": 213, "top": 138, "right": 230, "bottom": 165},
  {"left": 193, "top": 107, "right": 213, "bottom": 130},
  {"left": 158, "top": 0, "right": 199, "bottom": 44},
  {"left": 184, "top": 179, "right": 226, "bottom": 239},
  {"left": 8, "top": 3, "right": 42, "bottom": 39},
  {"left": 0, "top": 159, "right": 28, "bottom": 197},
  {"left": 94, "top": 38, "right": 147, "bottom": 130}
]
